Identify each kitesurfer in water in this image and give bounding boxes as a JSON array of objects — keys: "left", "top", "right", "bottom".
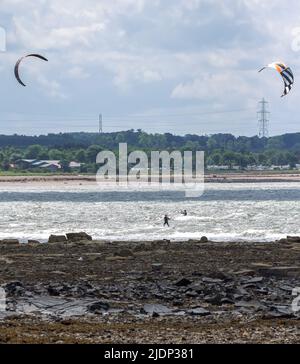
[
  {"left": 164, "top": 215, "right": 170, "bottom": 227},
  {"left": 181, "top": 210, "right": 188, "bottom": 216}
]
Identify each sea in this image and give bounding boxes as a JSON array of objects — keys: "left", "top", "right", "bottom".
[{"left": 0, "top": 182, "right": 300, "bottom": 243}]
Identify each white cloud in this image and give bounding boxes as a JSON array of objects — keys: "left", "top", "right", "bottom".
[
  {"left": 0, "top": 0, "right": 300, "bottom": 135},
  {"left": 66, "top": 66, "right": 89, "bottom": 80}
]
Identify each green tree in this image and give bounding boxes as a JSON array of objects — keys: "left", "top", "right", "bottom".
[
  {"left": 86, "top": 145, "right": 102, "bottom": 163},
  {"left": 25, "top": 145, "right": 44, "bottom": 159}
]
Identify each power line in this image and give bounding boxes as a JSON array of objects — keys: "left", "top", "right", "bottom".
[{"left": 0, "top": 107, "right": 255, "bottom": 123}]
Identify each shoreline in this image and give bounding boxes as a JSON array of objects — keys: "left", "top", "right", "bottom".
[
  {"left": 0, "top": 237, "right": 285, "bottom": 245},
  {"left": 0, "top": 173, "right": 300, "bottom": 184}
]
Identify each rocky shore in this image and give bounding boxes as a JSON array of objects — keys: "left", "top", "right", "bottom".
[{"left": 0, "top": 235, "right": 299, "bottom": 343}]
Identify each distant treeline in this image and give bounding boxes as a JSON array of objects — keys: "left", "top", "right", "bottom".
[{"left": 0, "top": 130, "right": 300, "bottom": 172}]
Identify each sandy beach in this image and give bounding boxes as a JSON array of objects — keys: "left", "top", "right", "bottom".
[{"left": 0, "top": 238, "right": 299, "bottom": 344}]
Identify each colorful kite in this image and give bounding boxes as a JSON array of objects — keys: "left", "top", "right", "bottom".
[{"left": 259, "top": 62, "right": 294, "bottom": 97}]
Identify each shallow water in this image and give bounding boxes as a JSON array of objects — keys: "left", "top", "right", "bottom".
[{"left": 0, "top": 182, "right": 300, "bottom": 242}]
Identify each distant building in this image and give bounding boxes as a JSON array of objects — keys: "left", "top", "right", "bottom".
[
  {"left": 69, "top": 161, "right": 82, "bottom": 169},
  {"left": 207, "top": 165, "right": 230, "bottom": 170},
  {"left": 15, "top": 159, "right": 83, "bottom": 171},
  {"left": 15, "top": 159, "right": 37, "bottom": 169}
]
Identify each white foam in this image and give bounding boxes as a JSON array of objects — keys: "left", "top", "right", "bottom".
[{"left": 0, "top": 182, "right": 300, "bottom": 242}]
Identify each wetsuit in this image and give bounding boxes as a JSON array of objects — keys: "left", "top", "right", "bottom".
[{"left": 164, "top": 216, "right": 170, "bottom": 227}]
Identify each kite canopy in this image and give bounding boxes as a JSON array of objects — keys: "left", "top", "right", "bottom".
[
  {"left": 259, "top": 62, "right": 294, "bottom": 97},
  {"left": 14, "top": 54, "right": 48, "bottom": 87}
]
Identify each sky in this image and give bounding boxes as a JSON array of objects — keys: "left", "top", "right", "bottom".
[{"left": 0, "top": 0, "right": 300, "bottom": 136}]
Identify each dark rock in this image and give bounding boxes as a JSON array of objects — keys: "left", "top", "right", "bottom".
[
  {"left": 187, "top": 307, "right": 211, "bottom": 316},
  {"left": 233, "top": 294, "right": 246, "bottom": 301},
  {"left": 279, "top": 285, "right": 294, "bottom": 293},
  {"left": 221, "top": 297, "right": 234, "bottom": 305},
  {"left": 287, "top": 236, "right": 300, "bottom": 243},
  {"left": 66, "top": 232, "right": 92, "bottom": 242},
  {"left": 234, "top": 269, "right": 256, "bottom": 277},
  {"left": 1, "top": 239, "right": 19, "bottom": 245},
  {"left": 175, "top": 278, "right": 192, "bottom": 287},
  {"left": 278, "top": 239, "right": 288, "bottom": 244},
  {"left": 188, "top": 239, "right": 200, "bottom": 244},
  {"left": 264, "top": 306, "right": 294, "bottom": 319},
  {"left": 47, "top": 285, "right": 63, "bottom": 296},
  {"left": 114, "top": 249, "right": 134, "bottom": 258},
  {"left": 200, "top": 236, "right": 209, "bottom": 243},
  {"left": 204, "top": 294, "right": 223, "bottom": 306},
  {"left": 88, "top": 301, "right": 110, "bottom": 313},
  {"left": 186, "top": 291, "right": 198, "bottom": 298},
  {"left": 4, "top": 281, "right": 24, "bottom": 296},
  {"left": 255, "top": 287, "right": 269, "bottom": 295},
  {"left": 208, "top": 271, "right": 232, "bottom": 281},
  {"left": 133, "top": 244, "right": 148, "bottom": 252},
  {"left": 152, "top": 264, "right": 163, "bottom": 272},
  {"left": 258, "top": 266, "right": 300, "bottom": 278},
  {"left": 48, "top": 235, "right": 67, "bottom": 243},
  {"left": 28, "top": 240, "right": 40, "bottom": 245},
  {"left": 243, "top": 277, "right": 264, "bottom": 284},
  {"left": 236, "top": 286, "right": 249, "bottom": 296}
]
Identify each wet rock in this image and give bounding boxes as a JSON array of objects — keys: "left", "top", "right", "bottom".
[
  {"left": 208, "top": 271, "right": 232, "bottom": 281},
  {"left": 47, "top": 285, "right": 63, "bottom": 296},
  {"left": 88, "top": 301, "right": 110, "bottom": 313},
  {"left": 233, "top": 294, "right": 245, "bottom": 301},
  {"left": 175, "top": 278, "right": 192, "bottom": 287},
  {"left": 66, "top": 232, "right": 92, "bottom": 242},
  {"left": 152, "top": 263, "right": 163, "bottom": 272},
  {"left": 255, "top": 287, "right": 269, "bottom": 295},
  {"left": 1, "top": 239, "right": 19, "bottom": 245},
  {"left": 264, "top": 306, "right": 294, "bottom": 319},
  {"left": 28, "top": 240, "right": 40, "bottom": 245},
  {"left": 187, "top": 307, "right": 211, "bottom": 316},
  {"left": 48, "top": 235, "right": 67, "bottom": 243},
  {"left": 4, "top": 281, "right": 24, "bottom": 296},
  {"left": 235, "top": 300, "right": 266, "bottom": 312},
  {"left": 106, "top": 256, "right": 128, "bottom": 261},
  {"left": 202, "top": 277, "right": 223, "bottom": 284},
  {"left": 204, "top": 294, "right": 223, "bottom": 306},
  {"left": 279, "top": 285, "right": 294, "bottom": 293},
  {"left": 186, "top": 291, "right": 198, "bottom": 298},
  {"left": 234, "top": 269, "right": 256, "bottom": 277},
  {"left": 243, "top": 277, "right": 264, "bottom": 284},
  {"left": 114, "top": 249, "right": 134, "bottom": 258},
  {"left": 133, "top": 244, "right": 147, "bottom": 252},
  {"left": 236, "top": 286, "right": 250, "bottom": 296},
  {"left": 258, "top": 266, "right": 300, "bottom": 278},
  {"left": 141, "top": 304, "right": 172, "bottom": 316},
  {"left": 200, "top": 236, "right": 209, "bottom": 243},
  {"left": 287, "top": 236, "right": 300, "bottom": 243},
  {"left": 278, "top": 239, "right": 288, "bottom": 244},
  {"left": 221, "top": 297, "right": 234, "bottom": 305},
  {"left": 151, "top": 241, "right": 169, "bottom": 249}
]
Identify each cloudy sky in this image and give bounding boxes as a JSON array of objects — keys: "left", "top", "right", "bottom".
[{"left": 0, "top": 0, "right": 300, "bottom": 136}]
